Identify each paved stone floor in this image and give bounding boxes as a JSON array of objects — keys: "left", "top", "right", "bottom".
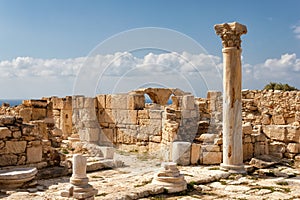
[{"left": 1, "top": 152, "right": 300, "bottom": 200}]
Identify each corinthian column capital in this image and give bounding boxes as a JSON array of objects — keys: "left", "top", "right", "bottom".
[{"left": 214, "top": 22, "right": 247, "bottom": 48}]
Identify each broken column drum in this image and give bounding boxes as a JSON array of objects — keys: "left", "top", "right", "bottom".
[
  {"left": 214, "top": 22, "right": 247, "bottom": 173},
  {"left": 61, "top": 154, "right": 97, "bottom": 199}
]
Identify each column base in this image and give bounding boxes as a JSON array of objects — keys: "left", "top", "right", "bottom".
[{"left": 220, "top": 163, "right": 246, "bottom": 174}]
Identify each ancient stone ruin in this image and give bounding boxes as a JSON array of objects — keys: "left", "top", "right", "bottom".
[{"left": 0, "top": 22, "right": 300, "bottom": 199}]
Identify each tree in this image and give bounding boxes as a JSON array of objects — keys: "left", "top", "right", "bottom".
[{"left": 263, "top": 82, "right": 298, "bottom": 91}]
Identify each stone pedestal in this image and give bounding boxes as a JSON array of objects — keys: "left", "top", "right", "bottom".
[
  {"left": 152, "top": 162, "right": 187, "bottom": 193},
  {"left": 0, "top": 168, "right": 37, "bottom": 189},
  {"left": 215, "top": 22, "right": 247, "bottom": 173},
  {"left": 171, "top": 141, "right": 191, "bottom": 166},
  {"left": 61, "top": 154, "right": 97, "bottom": 199}
]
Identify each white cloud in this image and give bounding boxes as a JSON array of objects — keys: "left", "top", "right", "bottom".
[
  {"left": 0, "top": 56, "right": 85, "bottom": 78},
  {"left": 292, "top": 24, "right": 300, "bottom": 39},
  {"left": 242, "top": 53, "right": 300, "bottom": 89},
  {"left": 0, "top": 52, "right": 223, "bottom": 98},
  {"left": 2, "top": 51, "right": 299, "bottom": 99}
]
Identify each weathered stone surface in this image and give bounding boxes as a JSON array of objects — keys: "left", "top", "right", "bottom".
[
  {"left": 182, "top": 95, "right": 195, "bottom": 110},
  {"left": 249, "top": 155, "right": 280, "bottom": 168},
  {"left": 263, "top": 125, "right": 286, "bottom": 142},
  {"left": 151, "top": 162, "right": 187, "bottom": 193},
  {"left": 190, "top": 143, "right": 201, "bottom": 165},
  {"left": 96, "top": 94, "right": 106, "bottom": 109},
  {"left": 127, "top": 94, "right": 145, "bottom": 110},
  {"left": 100, "top": 147, "right": 114, "bottom": 159},
  {"left": 202, "top": 152, "right": 222, "bottom": 164},
  {"left": 0, "top": 167, "right": 37, "bottom": 189},
  {"left": 19, "top": 108, "right": 32, "bottom": 122},
  {"left": 287, "top": 143, "right": 300, "bottom": 154},
  {"left": 0, "top": 116, "right": 15, "bottom": 125},
  {"left": 116, "top": 110, "right": 137, "bottom": 124},
  {"left": 242, "top": 122, "right": 252, "bottom": 135},
  {"left": 172, "top": 142, "right": 191, "bottom": 166},
  {"left": 0, "top": 154, "right": 18, "bottom": 166},
  {"left": 23, "top": 99, "right": 48, "bottom": 108},
  {"left": 243, "top": 143, "right": 253, "bottom": 161},
  {"left": 6, "top": 141, "right": 26, "bottom": 154},
  {"left": 0, "top": 127, "right": 12, "bottom": 139},
  {"left": 272, "top": 114, "right": 285, "bottom": 125},
  {"left": 32, "top": 108, "right": 47, "bottom": 120},
  {"left": 198, "top": 133, "right": 218, "bottom": 143},
  {"left": 27, "top": 145, "right": 42, "bottom": 164}
]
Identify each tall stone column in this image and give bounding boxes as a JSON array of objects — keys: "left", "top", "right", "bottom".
[{"left": 214, "top": 22, "right": 247, "bottom": 173}]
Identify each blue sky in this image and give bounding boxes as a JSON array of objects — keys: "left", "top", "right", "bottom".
[{"left": 0, "top": 0, "right": 299, "bottom": 98}]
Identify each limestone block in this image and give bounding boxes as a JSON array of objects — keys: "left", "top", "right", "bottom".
[
  {"left": 19, "top": 108, "right": 32, "bottom": 122},
  {"left": 32, "top": 108, "right": 47, "bottom": 120},
  {"left": 198, "top": 133, "right": 218, "bottom": 143},
  {"left": 127, "top": 94, "right": 145, "bottom": 110},
  {"left": 100, "top": 128, "right": 114, "bottom": 143},
  {"left": 83, "top": 97, "right": 96, "bottom": 108},
  {"left": 52, "top": 97, "right": 64, "bottom": 109},
  {"left": 253, "top": 133, "right": 267, "bottom": 142},
  {"left": 60, "top": 109, "right": 72, "bottom": 136},
  {"left": 117, "top": 110, "right": 137, "bottom": 124},
  {"left": 261, "top": 114, "right": 271, "bottom": 125},
  {"left": 79, "top": 128, "right": 100, "bottom": 142},
  {"left": 0, "top": 154, "right": 18, "bottom": 166},
  {"left": 243, "top": 143, "right": 253, "bottom": 161},
  {"left": 138, "top": 119, "right": 150, "bottom": 125},
  {"left": 254, "top": 142, "right": 268, "bottom": 157},
  {"left": 6, "top": 141, "right": 26, "bottom": 154},
  {"left": 0, "top": 127, "right": 12, "bottom": 139},
  {"left": 263, "top": 125, "right": 286, "bottom": 142},
  {"left": 99, "top": 147, "right": 114, "bottom": 159},
  {"left": 106, "top": 94, "right": 128, "bottom": 109},
  {"left": 98, "top": 109, "right": 116, "bottom": 124},
  {"left": 272, "top": 114, "right": 285, "bottom": 125},
  {"left": 96, "top": 94, "right": 106, "bottom": 109},
  {"left": 172, "top": 142, "right": 191, "bottom": 166},
  {"left": 148, "top": 142, "right": 162, "bottom": 153},
  {"left": 202, "top": 144, "right": 220, "bottom": 152},
  {"left": 0, "top": 116, "right": 15, "bottom": 125},
  {"left": 286, "top": 126, "right": 300, "bottom": 143},
  {"left": 202, "top": 152, "right": 222, "bottom": 164},
  {"left": 181, "top": 110, "right": 192, "bottom": 119},
  {"left": 242, "top": 123, "right": 252, "bottom": 135},
  {"left": 27, "top": 145, "right": 42, "bottom": 164},
  {"left": 149, "top": 110, "right": 163, "bottom": 119},
  {"left": 182, "top": 95, "right": 195, "bottom": 110},
  {"left": 31, "top": 121, "right": 48, "bottom": 139},
  {"left": 149, "top": 135, "right": 162, "bottom": 143},
  {"left": 190, "top": 143, "right": 201, "bottom": 165},
  {"left": 138, "top": 110, "right": 149, "bottom": 119},
  {"left": 23, "top": 99, "right": 47, "bottom": 108},
  {"left": 207, "top": 91, "right": 222, "bottom": 100},
  {"left": 287, "top": 143, "right": 300, "bottom": 154},
  {"left": 269, "top": 141, "right": 286, "bottom": 154},
  {"left": 72, "top": 96, "right": 85, "bottom": 109},
  {"left": 12, "top": 131, "right": 21, "bottom": 139}
]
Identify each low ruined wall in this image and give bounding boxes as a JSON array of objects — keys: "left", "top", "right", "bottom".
[
  {"left": 0, "top": 116, "right": 49, "bottom": 167},
  {"left": 241, "top": 90, "right": 300, "bottom": 160},
  {"left": 0, "top": 100, "right": 66, "bottom": 168},
  {"left": 1, "top": 89, "right": 300, "bottom": 168}
]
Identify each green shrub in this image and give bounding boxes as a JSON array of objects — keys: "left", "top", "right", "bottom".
[{"left": 263, "top": 82, "right": 298, "bottom": 91}]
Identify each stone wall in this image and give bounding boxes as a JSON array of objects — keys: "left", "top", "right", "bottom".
[
  {"left": 1, "top": 89, "right": 300, "bottom": 168},
  {"left": 241, "top": 90, "right": 300, "bottom": 160},
  {"left": 0, "top": 100, "right": 66, "bottom": 168}
]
